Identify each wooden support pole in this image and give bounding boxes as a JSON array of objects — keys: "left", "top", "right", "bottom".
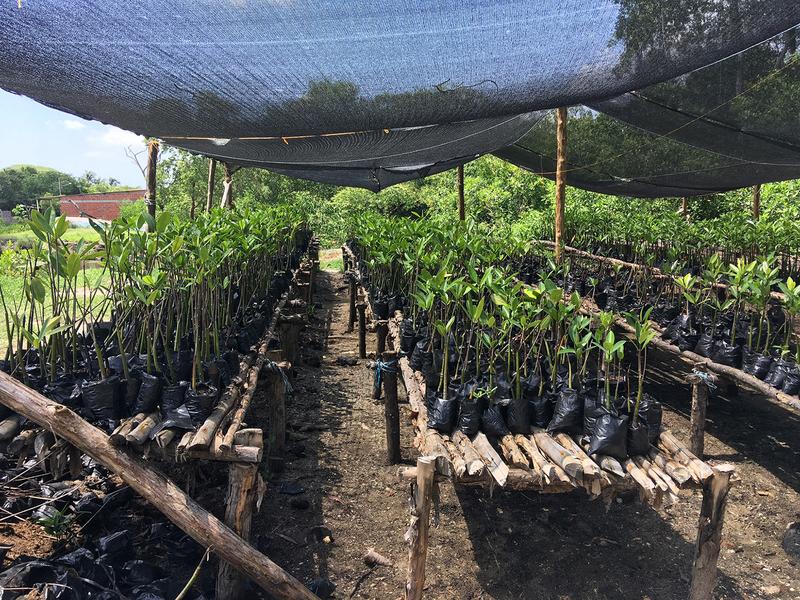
[
  {"left": 690, "top": 379, "right": 709, "bottom": 459},
  {"left": 357, "top": 303, "right": 367, "bottom": 359},
  {"left": 146, "top": 139, "right": 159, "bottom": 218},
  {"left": 681, "top": 197, "right": 689, "bottom": 221},
  {"left": 554, "top": 107, "right": 567, "bottom": 263},
  {"left": 342, "top": 247, "right": 350, "bottom": 272},
  {"left": 278, "top": 316, "right": 303, "bottom": 366},
  {"left": 376, "top": 321, "right": 388, "bottom": 356},
  {"left": 457, "top": 164, "right": 465, "bottom": 221},
  {"left": 217, "top": 462, "right": 260, "bottom": 600},
  {"left": 752, "top": 184, "right": 761, "bottom": 220},
  {"left": 689, "top": 465, "right": 735, "bottom": 600},
  {"left": 206, "top": 158, "right": 217, "bottom": 212},
  {"left": 0, "top": 371, "right": 316, "bottom": 600},
  {"left": 405, "top": 456, "right": 435, "bottom": 600},
  {"left": 348, "top": 278, "right": 357, "bottom": 332},
  {"left": 382, "top": 351, "right": 401, "bottom": 465},
  {"left": 220, "top": 162, "right": 235, "bottom": 209},
  {"left": 266, "top": 364, "right": 286, "bottom": 471}
]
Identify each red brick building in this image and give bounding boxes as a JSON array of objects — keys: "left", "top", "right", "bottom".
[{"left": 58, "top": 189, "right": 145, "bottom": 222}]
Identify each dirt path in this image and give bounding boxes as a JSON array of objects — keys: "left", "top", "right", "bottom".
[{"left": 248, "top": 265, "right": 799, "bottom": 600}]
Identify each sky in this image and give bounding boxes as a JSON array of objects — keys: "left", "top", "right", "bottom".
[{"left": 0, "top": 89, "right": 147, "bottom": 187}]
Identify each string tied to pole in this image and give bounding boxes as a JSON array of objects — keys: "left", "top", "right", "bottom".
[
  {"left": 692, "top": 369, "right": 717, "bottom": 393},
  {"left": 373, "top": 357, "right": 398, "bottom": 392}
]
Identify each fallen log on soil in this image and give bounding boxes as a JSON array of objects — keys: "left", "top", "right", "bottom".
[{"left": 0, "top": 370, "right": 317, "bottom": 600}]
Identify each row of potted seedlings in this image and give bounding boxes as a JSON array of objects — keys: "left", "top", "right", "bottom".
[
  {"left": 350, "top": 216, "right": 663, "bottom": 461},
  {"left": 0, "top": 206, "right": 310, "bottom": 433},
  {"left": 517, "top": 249, "right": 800, "bottom": 397}
]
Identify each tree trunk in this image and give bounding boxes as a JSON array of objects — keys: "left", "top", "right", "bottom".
[
  {"left": 146, "top": 140, "right": 159, "bottom": 218},
  {"left": 206, "top": 158, "right": 217, "bottom": 212}
]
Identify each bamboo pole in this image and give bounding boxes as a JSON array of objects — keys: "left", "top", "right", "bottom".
[
  {"left": 0, "top": 371, "right": 317, "bottom": 600},
  {"left": 554, "top": 107, "right": 567, "bottom": 263},
  {"left": 405, "top": 456, "right": 435, "bottom": 600},
  {"left": 146, "top": 139, "right": 159, "bottom": 218}
]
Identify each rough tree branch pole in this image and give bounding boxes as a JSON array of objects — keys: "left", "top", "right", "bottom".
[
  {"left": 554, "top": 107, "right": 567, "bottom": 263},
  {"left": 146, "top": 139, "right": 159, "bottom": 218},
  {"left": 0, "top": 371, "right": 317, "bottom": 600}
]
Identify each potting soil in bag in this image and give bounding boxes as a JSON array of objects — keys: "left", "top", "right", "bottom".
[
  {"left": 458, "top": 396, "right": 485, "bottom": 437},
  {"left": 134, "top": 372, "right": 162, "bottom": 414},
  {"left": 121, "top": 370, "right": 142, "bottom": 414},
  {"left": 547, "top": 388, "right": 582, "bottom": 434},
  {"left": 185, "top": 384, "right": 218, "bottom": 427},
  {"left": 588, "top": 412, "right": 629, "bottom": 461},
  {"left": 782, "top": 366, "right": 800, "bottom": 395},
  {"left": 372, "top": 295, "right": 389, "bottom": 320},
  {"left": 710, "top": 340, "right": 741, "bottom": 368},
  {"left": 505, "top": 395, "right": 530, "bottom": 435},
  {"left": 160, "top": 382, "right": 188, "bottom": 419},
  {"left": 582, "top": 394, "right": 605, "bottom": 437},
  {"left": 43, "top": 377, "right": 82, "bottom": 408},
  {"left": 428, "top": 395, "right": 458, "bottom": 433},
  {"left": 742, "top": 347, "right": 772, "bottom": 380},
  {"left": 675, "top": 332, "right": 700, "bottom": 353},
  {"left": 481, "top": 404, "right": 509, "bottom": 437},
  {"left": 409, "top": 340, "right": 430, "bottom": 373},
  {"left": 694, "top": 333, "right": 715, "bottom": 358},
  {"left": 765, "top": 359, "right": 790, "bottom": 390},
  {"left": 627, "top": 420, "right": 650, "bottom": 456},
  {"left": 638, "top": 394, "right": 663, "bottom": 443},
  {"left": 81, "top": 375, "right": 121, "bottom": 422},
  {"left": 528, "top": 395, "right": 553, "bottom": 428},
  {"left": 400, "top": 319, "right": 416, "bottom": 355}
]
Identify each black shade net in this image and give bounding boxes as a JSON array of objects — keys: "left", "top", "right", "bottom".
[
  {"left": 498, "top": 27, "right": 800, "bottom": 197},
  {"left": 1, "top": 1, "right": 800, "bottom": 193}
]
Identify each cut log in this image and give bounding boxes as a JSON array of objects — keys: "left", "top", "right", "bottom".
[
  {"left": 659, "top": 430, "right": 714, "bottom": 484},
  {"left": 471, "top": 433, "right": 509, "bottom": 487},
  {"left": 126, "top": 412, "right": 160, "bottom": 446},
  {"left": 556, "top": 433, "right": 600, "bottom": 478},
  {"left": 0, "top": 414, "right": 23, "bottom": 441},
  {"left": 154, "top": 428, "right": 177, "bottom": 449},
  {"left": 623, "top": 459, "right": 656, "bottom": 499},
  {"left": 648, "top": 448, "right": 692, "bottom": 487},
  {"left": 531, "top": 429, "right": 582, "bottom": 482},
  {"left": 189, "top": 387, "right": 240, "bottom": 451},
  {"left": 0, "top": 370, "right": 316, "bottom": 600},
  {"left": 441, "top": 437, "right": 467, "bottom": 478},
  {"left": 633, "top": 456, "right": 669, "bottom": 493},
  {"left": 689, "top": 377, "right": 709, "bottom": 458},
  {"left": 110, "top": 413, "right": 146, "bottom": 445},
  {"left": 499, "top": 434, "right": 530, "bottom": 469},
  {"left": 514, "top": 434, "right": 551, "bottom": 482},
  {"left": 452, "top": 431, "right": 485, "bottom": 476},
  {"left": 689, "top": 465, "right": 735, "bottom": 600}
]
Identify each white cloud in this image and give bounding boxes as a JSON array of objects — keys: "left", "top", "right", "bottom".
[
  {"left": 91, "top": 126, "right": 143, "bottom": 147},
  {"left": 63, "top": 119, "right": 86, "bottom": 130}
]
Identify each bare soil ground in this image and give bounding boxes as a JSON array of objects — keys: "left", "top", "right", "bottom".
[{"left": 249, "top": 264, "right": 800, "bottom": 600}]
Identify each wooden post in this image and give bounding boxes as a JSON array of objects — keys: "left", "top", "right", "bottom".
[
  {"left": 342, "top": 247, "right": 350, "bottom": 272},
  {"left": 348, "top": 278, "right": 357, "bottom": 332},
  {"left": 206, "top": 158, "right": 217, "bottom": 212},
  {"left": 0, "top": 371, "right": 316, "bottom": 600},
  {"left": 382, "top": 351, "right": 401, "bottom": 465},
  {"left": 216, "top": 462, "right": 260, "bottom": 600},
  {"left": 405, "top": 456, "right": 435, "bottom": 600},
  {"left": 145, "top": 139, "right": 159, "bottom": 218},
  {"left": 266, "top": 364, "right": 286, "bottom": 472},
  {"left": 376, "top": 321, "right": 388, "bottom": 356},
  {"left": 752, "top": 184, "right": 761, "bottom": 220},
  {"left": 681, "top": 197, "right": 689, "bottom": 221},
  {"left": 554, "top": 107, "right": 567, "bottom": 263},
  {"left": 689, "top": 465, "right": 735, "bottom": 600},
  {"left": 357, "top": 303, "right": 367, "bottom": 359},
  {"left": 688, "top": 373, "right": 710, "bottom": 459},
  {"left": 278, "top": 316, "right": 303, "bottom": 366},
  {"left": 457, "top": 164, "right": 465, "bottom": 221},
  {"left": 220, "top": 162, "right": 237, "bottom": 209}
]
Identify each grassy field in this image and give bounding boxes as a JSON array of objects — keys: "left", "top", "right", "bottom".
[
  {"left": 320, "top": 248, "right": 343, "bottom": 271},
  {"left": 0, "top": 267, "right": 109, "bottom": 355},
  {"left": 0, "top": 225, "right": 101, "bottom": 245}
]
